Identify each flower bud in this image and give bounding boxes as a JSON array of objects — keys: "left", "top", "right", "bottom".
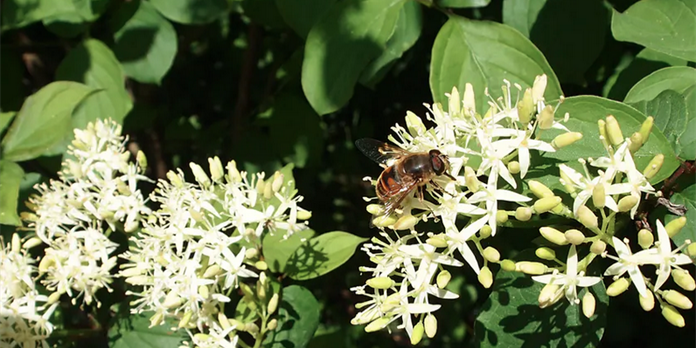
[
  {"left": 245, "top": 248, "right": 259, "bottom": 259},
  {"left": 539, "top": 227, "right": 568, "bottom": 245},
  {"left": 564, "top": 229, "right": 585, "bottom": 245},
  {"left": 597, "top": 119, "right": 609, "bottom": 149},
  {"left": 226, "top": 160, "right": 242, "bottom": 182},
  {"left": 533, "top": 196, "right": 562, "bottom": 214},
  {"left": 366, "top": 277, "right": 395, "bottom": 289},
  {"left": 606, "top": 278, "right": 630, "bottom": 297},
  {"left": 507, "top": 161, "right": 521, "bottom": 175},
  {"left": 463, "top": 83, "right": 476, "bottom": 115},
  {"left": 511, "top": 207, "right": 532, "bottom": 222},
  {"left": 198, "top": 285, "right": 210, "bottom": 299},
  {"left": 643, "top": 154, "right": 664, "bottom": 180},
  {"left": 662, "top": 304, "right": 685, "bottom": 327},
  {"left": 405, "top": 111, "right": 426, "bottom": 135},
  {"left": 559, "top": 169, "right": 576, "bottom": 196},
  {"left": 47, "top": 291, "right": 62, "bottom": 305},
  {"left": 535, "top": 247, "right": 556, "bottom": 260},
  {"left": 297, "top": 209, "right": 312, "bottom": 220},
  {"left": 478, "top": 266, "right": 494, "bottom": 288},
  {"left": 517, "top": 88, "right": 534, "bottom": 124},
  {"left": 424, "top": 314, "right": 437, "bottom": 338},
  {"left": 538, "top": 283, "right": 561, "bottom": 308},
  {"left": 240, "top": 283, "right": 255, "bottom": 298},
  {"left": 268, "top": 293, "right": 279, "bottom": 314},
  {"left": 372, "top": 214, "right": 397, "bottom": 228},
  {"left": 427, "top": 234, "right": 448, "bottom": 248},
  {"left": 22, "top": 237, "right": 43, "bottom": 250},
  {"left": 592, "top": 183, "right": 605, "bottom": 208},
  {"left": 178, "top": 311, "right": 193, "bottom": 329},
  {"left": 637, "top": 229, "right": 654, "bottom": 249},
  {"left": 496, "top": 210, "right": 509, "bottom": 224},
  {"left": 639, "top": 291, "right": 655, "bottom": 311},
  {"left": 163, "top": 292, "right": 182, "bottom": 309},
  {"left": 672, "top": 269, "right": 696, "bottom": 291},
  {"left": 256, "top": 176, "right": 266, "bottom": 196},
  {"left": 516, "top": 261, "right": 547, "bottom": 275},
  {"left": 500, "top": 259, "right": 516, "bottom": 272},
  {"left": 38, "top": 255, "right": 56, "bottom": 273},
  {"left": 464, "top": 166, "right": 481, "bottom": 192},
  {"left": 628, "top": 133, "right": 643, "bottom": 153},
  {"left": 267, "top": 318, "right": 278, "bottom": 331},
  {"left": 208, "top": 156, "right": 224, "bottom": 182},
  {"left": 483, "top": 247, "right": 500, "bottom": 263},
  {"left": 393, "top": 214, "right": 419, "bottom": 230},
  {"left": 203, "top": 265, "right": 223, "bottom": 278},
  {"left": 582, "top": 291, "right": 596, "bottom": 318},
  {"left": 605, "top": 115, "right": 624, "bottom": 146},
  {"left": 665, "top": 217, "right": 687, "bottom": 238},
  {"left": 537, "top": 105, "right": 555, "bottom": 129},
  {"left": 263, "top": 178, "right": 274, "bottom": 199},
  {"left": 618, "top": 195, "right": 638, "bottom": 212},
  {"left": 532, "top": 75, "right": 547, "bottom": 103},
  {"left": 410, "top": 321, "right": 425, "bottom": 345},
  {"left": 255, "top": 260, "right": 268, "bottom": 271},
  {"left": 218, "top": 312, "right": 230, "bottom": 330},
  {"left": 479, "top": 225, "right": 492, "bottom": 239},
  {"left": 437, "top": 270, "right": 451, "bottom": 289},
  {"left": 271, "top": 171, "right": 284, "bottom": 193},
  {"left": 166, "top": 170, "right": 184, "bottom": 187},
  {"left": 245, "top": 322, "right": 260, "bottom": 334},
  {"left": 190, "top": 163, "right": 211, "bottom": 187},
  {"left": 150, "top": 312, "right": 164, "bottom": 327},
  {"left": 364, "top": 317, "right": 390, "bottom": 332},
  {"left": 552, "top": 132, "right": 583, "bottom": 149},
  {"left": 663, "top": 290, "right": 693, "bottom": 310},
  {"left": 638, "top": 116, "right": 654, "bottom": 145},
  {"left": 687, "top": 243, "right": 696, "bottom": 257},
  {"left": 577, "top": 205, "right": 598, "bottom": 229},
  {"left": 590, "top": 240, "right": 606, "bottom": 255},
  {"left": 528, "top": 180, "right": 554, "bottom": 198},
  {"left": 366, "top": 204, "right": 382, "bottom": 215}
]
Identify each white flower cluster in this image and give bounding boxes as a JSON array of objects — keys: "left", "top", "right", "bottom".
[
  {"left": 0, "top": 234, "right": 58, "bottom": 348},
  {"left": 24, "top": 119, "right": 150, "bottom": 307},
  {"left": 120, "top": 158, "right": 310, "bottom": 343}
]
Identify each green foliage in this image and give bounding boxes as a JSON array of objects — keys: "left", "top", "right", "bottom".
[
  {"left": 148, "top": 0, "right": 228, "bottom": 24},
  {"left": 0, "top": 160, "right": 24, "bottom": 226},
  {"left": 108, "top": 311, "right": 187, "bottom": 348},
  {"left": 286, "top": 231, "right": 367, "bottom": 280},
  {"left": 265, "top": 285, "right": 321, "bottom": 348},
  {"left": 667, "top": 182, "right": 696, "bottom": 246}
]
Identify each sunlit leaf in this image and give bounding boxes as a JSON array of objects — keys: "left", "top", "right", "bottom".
[
  {"left": 0, "top": 160, "right": 24, "bottom": 226},
  {"left": 265, "top": 285, "right": 321, "bottom": 348},
  {"left": 149, "top": 0, "right": 228, "bottom": 24},
  {"left": 286, "top": 231, "right": 366, "bottom": 280}
]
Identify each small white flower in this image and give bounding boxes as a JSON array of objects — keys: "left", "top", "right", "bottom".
[
  {"left": 604, "top": 237, "right": 650, "bottom": 297},
  {"left": 635, "top": 220, "right": 692, "bottom": 292},
  {"left": 559, "top": 164, "right": 618, "bottom": 214},
  {"left": 532, "top": 245, "right": 601, "bottom": 304},
  {"left": 605, "top": 150, "right": 654, "bottom": 218}
]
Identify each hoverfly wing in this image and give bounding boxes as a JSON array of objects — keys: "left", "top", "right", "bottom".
[
  {"left": 355, "top": 138, "right": 410, "bottom": 166},
  {"left": 380, "top": 177, "right": 419, "bottom": 217}
]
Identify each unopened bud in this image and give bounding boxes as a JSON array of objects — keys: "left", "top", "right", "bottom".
[
  {"left": 687, "top": 243, "right": 696, "bottom": 257},
  {"left": 672, "top": 269, "right": 696, "bottom": 291},
  {"left": 501, "top": 259, "right": 516, "bottom": 272},
  {"left": 539, "top": 283, "right": 561, "bottom": 308},
  {"left": 597, "top": 119, "right": 609, "bottom": 149},
  {"left": 515, "top": 207, "right": 533, "bottom": 221},
  {"left": 582, "top": 291, "right": 596, "bottom": 318},
  {"left": 366, "top": 277, "right": 395, "bottom": 289},
  {"left": 166, "top": 170, "right": 184, "bottom": 187},
  {"left": 150, "top": 312, "right": 164, "bottom": 327},
  {"left": 639, "top": 291, "right": 655, "bottom": 311},
  {"left": 496, "top": 210, "right": 509, "bottom": 224},
  {"left": 22, "top": 237, "right": 43, "bottom": 250},
  {"left": 427, "top": 234, "right": 448, "bottom": 248},
  {"left": 245, "top": 322, "right": 260, "bottom": 334},
  {"left": 189, "top": 163, "right": 211, "bottom": 187},
  {"left": 534, "top": 196, "right": 562, "bottom": 214},
  {"left": 267, "top": 318, "right": 278, "bottom": 331},
  {"left": 463, "top": 83, "right": 476, "bottom": 114},
  {"left": 628, "top": 133, "right": 643, "bottom": 153},
  {"left": 605, "top": 115, "right": 624, "bottom": 146},
  {"left": 577, "top": 205, "right": 598, "bottom": 229},
  {"left": 437, "top": 270, "right": 451, "bottom": 289},
  {"left": 517, "top": 88, "right": 534, "bottom": 124},
  {"left": 47, "top": 291, "right": 62, "bottom": 305},
  {"left": 539, "top": 227, "right": 568, "bottom": 245},
  {"left": 178, "top": 311, "right": 193, "bottom": 328},
  {"left": 226, "top": 160, "right": 242, "bottom": 182},
  {"left": 163, "top": 292, "right": 182, "bottom": 309},
  {"left": 643, "top": 154, "right": 664, "bottom": 180},
  {"left": 240, "top": 283, "right": 255, "bottom": 298},
  {"left": 479, "top": 225, "right": 492, "bottom": 239},
  {"left": 559, "top": 169, "right": 576, "bottom": 195},
  {"left": 365, "top": 317, "right": 391, "bottom": 332},
  {"left": 393, "top": 214, "right": 419, "bottom": 230},
  {"left": 208, "top": 156, "right": 224, "bottom": 182},
  {"left": 405, "top": 111, "right": 426, "bottom": 135},
  {"left": 665, "top": 217, "right": 687, "bottom": 238},
  {"left": 638, "top": 229, "right": 654, "bottom": 249},
  {"left": 256, "top": 177, "right": 266, "bottom": 196},
  {"left": 638, "top": 116, "right": 654, "bottom": 144},
  {"left": 424, "top": 314, "right": 437, "bottom": 338},
  {"left": 663, "top": 290, "right": 693, "bottom": 310},
  {"left": 516, "top": 261, "right": 547, "bottom": 275},
  {"left": 590, "top": 240, "right": 606, "bottom": 255},
  {"left": 532, "top": 75, "right": 548, "bottom": 103},
  {"left": 263, "top": 178, "right": 274, "bottom": 199},
  {"left": 410, "top": 321, "right": 425, "bottom": 345},
  {"left": 483, "top": 247, "right": 500, "bottom": 263},
  {"left": 464, "top": 166, "right": 481, "bottom": 192},
  {"left": 662, "top": 304, "right": 685, "bottom": 327},
  {"left": 372, "top": 214, "right": 397, "bottom": 228},
  {"left": 508, "top": 161, "right": 521, "bottom": 175},
  {"left": 478, "top": 266, "right": 494, "bottom": 288},
  {"left": 272, "top": 171, "right": 284, "bottom": 192},
  {"left": 538, "top": 105, "right": 555, "bottom": 129},
  {"left": 199, "top": 285, "right": 210, "bottom": 299},
  {"left": 535, "top": 247, "right": 556, "bottom": 260},
  {"left": 268, "top": 293, "right": 279, "bottom": 314},
  {"left": 564, "top": 229, "right": 585, "bottom": 245},
  {"left": 245, "top": 248, "right": 259, "bottom": 259},
  {"left": 255, "top": 260, "right": 268, "bottom": 271},
  {"left": 203, "top": 265, "right": 223, "bottom": 278},
  {"left": 618, "top": 195, "right": 639, "bottom": 212},
  {"left": 552, "top": 132, "right": 583, "bottom": 149},
  {"left": 592, "top": 183, "right": 605, "bottom": 208},
  {"left": 528, "top": 180, "right": 554, "bottom": 198},
  {"left": 297, "top": 209, "right": 312, "bottom": 220},
  {"left": 606, "top": 278, "right": 630, "bottom": 296}
]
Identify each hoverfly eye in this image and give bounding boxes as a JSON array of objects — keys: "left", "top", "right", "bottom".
[{"left": 429, "top": 150, "right": 446, "bottom": 175}]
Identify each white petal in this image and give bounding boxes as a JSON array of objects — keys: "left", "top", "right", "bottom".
[
  {"left": 531, "top": 274, "right": 556, "bottom": 284},
  {"left": 458, "top": 242, "right": 481, "bottom": 274},
  {"left": 653, "top": 263, "right": 671, "bottom": 292},
  {"left": 427, "top": 286, "right": 459, "bottom": 299},
  {"left": 655, "top": 220, "right": 671, "bottom": 255},
  {"left": 604, "top": 262, "right": 627, "bottom": 277},
  {"left": 495, "top": 189, "right": 532, "bottom": 202},
  {"left": 406, "top": 303, "right": 441, "bottom": 314},
  {"left": 566, "top": 245, "right": 578, "bottom": 276},
  {"left": 519, "top": 146, "right": 530, "bottom": 178},
  {"left": 627, "top": 266, "right": 648, "bottom": 297},
  {"left": 576, "top": 276, "right": 601, "bottom": 287}
]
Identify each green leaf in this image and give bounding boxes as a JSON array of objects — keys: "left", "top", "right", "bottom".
[
  {"left": 275, "top": 0, "right": 337, "bottom": 38},
  {"left": 1, "top": 0, "right": 73, "bottom": 30},
  {"left": 359, "top": 0, "right": 422, "bottom": 87},
  {"left": 611, "top": 0, "right": 696, "bottom": 62},
  {"left": 502, "top": 0, "right": 546, "bottom": 37},
  {"left": 679, "top": 86, "right": 696, "bottom": 160},
  {"left": 630, "top": 90, "right": 688, "bottom": 158},
  {"left": 666, "top": 182, "right": 696, "bottom": 246},
  {"left": 265, "top": 285, "right": 321, "bottom": 348},
  {"left": 286, "top": 231, "right": 366, "bottom": 280},
  {"left": 0, "top": 160, "right": 24, "bottom": 226},
  {"left": 111, "top": 0, "right": 177, "bottom": 84},
  {"left": 0, "top": 112, "right": 16, "bottom": 135},
  {"left": 1, "top": 81, "right": 95, "bottom": 162},
  {"left": 263, "top": 228, "right": 316, "bottom": 273},
  {"left": 108, "top": 311, "right": 187, "bottom": 348},
  {"left": 540, "top": 96, "right": 679, "bottom": 184},
  {"left": 54, "top": 39, "right": 133, "bottom": 155},
  {"left": 429, "top": 16, "right": 562, "bottom": 115},
  {"left": 475, "top": 270, "right": 608, "bottom": 348},
  {"left": 301, "top": 0, "right": 405, "bottom": 115},
  {"left": 43, "top": 12, "right": 90, "bottom": 38},
  {"left": 604, "top": 48, "right": 688, "bottom": 101},
  {"left": 148, "top": 0, "right": 228, "bottom": 24},
  {"left": 437, "top": 0, "right": 490, "bottom": 9},
  {"left": 624, "top": 66, "right": 696, "bottom": 103}
]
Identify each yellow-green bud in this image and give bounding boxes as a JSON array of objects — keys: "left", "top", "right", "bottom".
[
  {"left": 539, "top": 227, "right": 569, "bottom": 245},
  {"left": 590, "top": 240, "right": 606, "bottom": 255},
  {"left": 208, "top": 156, "right": 224, "bottom": 182},
  {"left": 366, "top": 277, "right": 395, "bottom": 289},
  {"left": 190, "top": 163, "right": 211, "bottom": 187},
  {"left": 427, "top": 234, "right": 449, "bottom": 248},
  {"left": 638, "top": 116, "right": 654, "bottom": 145},
  {"left": 136, "top": 150, "right": 147, "bottom": 171},
  {"left": 516, "top": 261, "right": 547, "bottom": 275},
  {"left": 203, "top": 265, "right": 223, "bottom": 278},
  {"left": 271, "top": 171, "right": 284, "bottom": 193},
  {"left": 163, "top": 292, "right": 182, "bottom": 309},
  {"left": 501, "top": 259, "right": 516, "bottom": 272},
  {"left": 534, "top": 196, "right": 562, "bottom": 214},
  {"left": 643, "top": 154, "right": 664, "bottom": 180},
  {"left": 245, "top": 322, "right": 260, "bottom": 334},
  {"left": 372, "top": 214, "right": 397, "bottom": 228},
  {"left": 267, "top": 318, "right": 278, "bottom": 331},
  {"left": 665, "top": 217, "right": 687, "bottom": 238},
  {"left": 663, "top": 290, "right": 693, "bottom": 310},
  {"left": 255, "top": 260, "right": 268, "bottom": 271},
  {"left": 628, "top": 133, "right": 643, "bottom": 153},
  {"left": 606, "top": 278, "right": 630, "bottom": 296},
  {"left": 245, "top": 248, "right": 259, "bottom": 260},
  {"left": 661, "top": 304, "right": 685, "bottom": 327},
  {"left": 256, "top": 176, "right": 266, "bottom": 196},
  {"left": 559, "top": 169, "right": 576, "bottom": 195},
  {"left": 22, "top": 237, "right": 42, "bottom": 250},
  {"left": 532, "top": 75, "right": 547, "bottom": 103},
  {"left": 597, "top": 119, "right": 609, "bottom": 149},
  {"left": 517, "top": 88, "right": 534, "bottom": 124},
  {"left": 463, "top": 83, "right": 476, "bottom": 115},
  {"left": 672, "top": 269, "right": 696, "bottom": 291},
  {"left": 592, "top": 183, "right": 605, "bottom": 208},
  {"left": 618, "top": 195, "right": 639, "bottom": 212},
  {"left": 437, "top": 270, "right": 451, "bottom": 289},
  {"left": 410, "top": 321, "right": 425, "bottom": 345},
  {"left": 515, "top": 207, "right": 533, "bottom": 221},
  {"left": 496, "top": 210, "right": 509, "bottom": 224},
  {"left": 226, "top": 160, "right": 242, "bottom": 182},
  {"left": 264, "top": 178, "right": 274, "bottom": 199},
  {"left": 538, "top": 105, "right": 555, "bottom": 129},
  {"left": 366, "top": 204, "right": 382, "bottom": 215},
  {"left": 639, "top": 291, "right": 655, "bottom": 311},
  {"left": 605, "top": 115, "right": 624, "bottom": 146},
  {"left": 479, "top": 225, "right": 492, "bottom": 239},
  {"left": 507, "top": 161, "right": 521, "bottom": 175},
  {"left": 535, "top": 247, "right": 556, "bottom": 260},
  {"left": 687, "top": 243, "right": 696, "bottom": 257},
  {"left": 582, "top": 291, "right": 596, "bottom": 318},
  {"left": 47, "top": 291, "right": 62, "bottom": 305},
  {"left": 150, "top": 312, "right": 164, "bottom": 327},
  {"left": 240, "top": 282, "right": 255, "bottom": 298},
  {"left": 464, "top": 166, "right": 481, "bottom": 192},
  {"left": 577, "top": 205, "right": 598, "bottom": 229},
  {"left": 483, "top": 247, "right": 501, "bottom": 263},
  {"left": 638, "top": 229, "right": 654, "bottom": 249},
  {"left": 538, "top": 283, "right": 561, "bottom": 308},
  {"left": 393, "top": 214, "right": 419, "bottom": 230},
  {"left": 166, "top": 170, "right": 184, "bottom": 187},
  {"left": 564, "top": 229, "right": 585, "bottom": 245},
  {"left": 297, "top": 209, "right": 312, "bottom": 220},
  {"left": 528, "top": 180, "right": 554, "bottom": 198},
  {"left": 552, "top": 132, "right": 583, "bottom": 149},
  {"left": 199, "top": 285, "right": 210, "bottom": 299},
  {"left": 478, "top": 266, "right": 494, "bottom": 288},
  {"left": 218, "top": 312, "right": 230, "bottom": 330},
  {"left": 179, "top": 311, "right": 193, "bottom": 328},
  {"left": 268, "top": 293, "right": 279, "bottom": 314},
  {"left": 424, "top": 314, "right": 438, "bottom": 338},
  {"left": 405, "top": 111, "right": 426, "bottom": 135}
]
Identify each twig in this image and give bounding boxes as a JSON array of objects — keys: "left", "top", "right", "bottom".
[{"left": 232, "top": 23, "right": 262, "bottom": 140}]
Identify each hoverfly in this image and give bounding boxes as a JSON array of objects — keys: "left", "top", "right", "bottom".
[{"left": 355, "top": 138, "right": 455, "bottom": 217}]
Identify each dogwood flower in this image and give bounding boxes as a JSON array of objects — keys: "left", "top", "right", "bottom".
[
  {"left": 532, "top": 245, "right": 601, "bottom": 305},
  {"left": 637, "top": 220, "right": 692, "bottom": 292},
  {"left": 604, "top": 237, "right": 650, "bottom": 297},
  {"left": 559, "top": 163, "right": 618, "bottom": 214}
]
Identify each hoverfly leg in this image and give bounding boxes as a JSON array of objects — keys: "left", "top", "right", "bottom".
[
  {"left": 417, "top": 186, "right": 425, "bottom": 202},
  {"left": 444, "top": 172, "right": 456, "bottom": 181},
  {"left": 431, "top": 180, "right": 456, "bottom": 198}
]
